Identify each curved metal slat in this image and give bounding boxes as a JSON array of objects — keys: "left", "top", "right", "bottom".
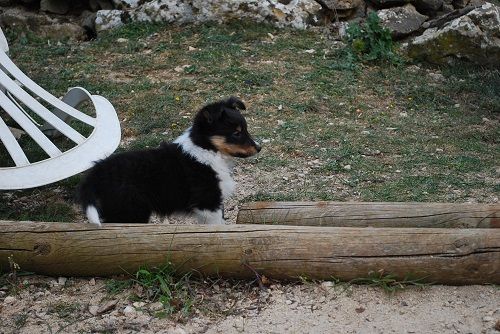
[
  {"left": 0, "top": 90, "right": 61, "bottom": 158},
  {"left": 0, "top": 117, "right": 29, "bottom": 166},
  {"left": 0, "top": 50, "right": 96, "bottom": 126},
  {"left": 0, "top": 70, "right": 86, "bottom": 144}
]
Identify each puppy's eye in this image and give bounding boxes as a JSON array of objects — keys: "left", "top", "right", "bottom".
[{"left": 232, "top": 131, "right": 241, "bottom": 138}]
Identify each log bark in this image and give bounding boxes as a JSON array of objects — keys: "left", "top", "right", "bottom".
[
  {"left": 0, "top": 221, "right": 499, "bottom": 284},
  {"left": 237, "top": 202, "right": 500, "bottom": 228}
]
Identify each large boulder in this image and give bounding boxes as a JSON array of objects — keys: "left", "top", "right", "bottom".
[
  {"left": 377, "top": 4, "right": 428, "bottom": 39},
  {"left": 413, "top": 0, "right": 443, "bottom": 14},
  {"left": 0, "top": 7, "right": 86, "bottom": 40},
  {"left": 404, "top": 3, "right": 500, "bottom": 66},
  {"left": 40, "top": 0, "right": 70, "bottom": 15},
  {"left": 95, "top": 0, "right": 322, "bottom": 31}
]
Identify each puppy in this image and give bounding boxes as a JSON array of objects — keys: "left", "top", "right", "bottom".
[{"left": 77, "top": 97, "right": 260, "bottom": 226}]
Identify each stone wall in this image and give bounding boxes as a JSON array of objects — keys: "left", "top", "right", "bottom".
[{"left": 0, "top": 0, "right": 498, "bottom": 65}]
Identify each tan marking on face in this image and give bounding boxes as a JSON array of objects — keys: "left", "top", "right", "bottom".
[{"left": 210, "top": 136, "right": 258, "bottom": 157}]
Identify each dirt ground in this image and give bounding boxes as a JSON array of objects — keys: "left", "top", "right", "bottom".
[
  {"left": 1, "top": 276, "right": 499, "bottom": 334},
  {"left": 1, "top": 171, "right": 500, "bottom": 334}
]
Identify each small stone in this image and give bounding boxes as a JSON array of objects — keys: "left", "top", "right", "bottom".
[
  {"left": 89, "top": 305, "right": 99, "bottom": 316},
  {"left": 321, "top": 281, "right": 334, "bottom": 289},
  {"left": 123, "top": 305, "right": 136, "bottom": 316},
  {"left": 483, "top": 316, "right": 494, "bottom": 322},
  {"left": 355, "top": 306, "right": 366, "bottom": 313},
  {"left": 495, "top": 319, "right": 500, "bottom": 331},
  {"left": 428, "top": 72, "right": 445, "bottom": 82},
  {"left": 399, "top": 112, "right": 408, "bottom": 117},
  {"left": 343, "top": 165, "right": 352, "bottom": 171},
  {"left": 133, "top": 301, "right": 146, "bottom": 308},
  {"left": 97, "top": 299, "right": 118, "bottom": 314},
  {"left": 285, "top": 299, "right": 293, "bottom": 305},
  {"left": 89, "top": 278, "right": 96, "bottom": 286},
  {"left": 361, "top": 130, "right": 371, "bottom": 135},
  {"left": 303, "top": 49, "right": 315, "bottom": 54},
  {"left": 188, "top": 46, "right": 197, "bottom": 51},
  {"left": 57, "top": 277, "right": 67, "bottom": 286},
  {"left": 454, "top": 104, "right": 460, "bottom": 108},
  {"left": 4, "top": 296, "right": 16, "bottom": 304},
  {"left": 436, "top": 148, "right": 443, "bottom": 153},
  {"left": 149, "top": 302, "right": 163, "bottom": 311},
  {"left": 482, "top": 117, "right": 490, "bottom": 122},
  {"left": 116, "top": 38, "right": 128, "bottom": 43}
]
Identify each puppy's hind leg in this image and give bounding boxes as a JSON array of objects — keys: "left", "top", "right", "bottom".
[{"left": 194, "top": 208, "right": 225, "bottom": 225}]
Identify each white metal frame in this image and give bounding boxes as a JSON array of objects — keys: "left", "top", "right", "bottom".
[{"left": 0, "top": 28, "right": 121, "bottom": 189}]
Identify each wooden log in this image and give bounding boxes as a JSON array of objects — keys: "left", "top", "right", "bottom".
[
  {"left": 0, "top": 221, "right": 499, "bottom": 284},
  {"left": 237, "top": 202, "right": 500, "bottom": 228}
]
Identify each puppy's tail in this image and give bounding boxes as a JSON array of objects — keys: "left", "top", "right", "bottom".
[{"left": 77, "top": 180, "right": 102, "bottom": 227}]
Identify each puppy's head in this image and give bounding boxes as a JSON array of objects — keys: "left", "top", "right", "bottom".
[{"left": 191, "top": 97, "right": 261, "bottom": 158}]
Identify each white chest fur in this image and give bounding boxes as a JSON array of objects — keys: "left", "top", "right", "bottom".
[{"left": 174, "top": 130, "right": 236, "bottom": 200}]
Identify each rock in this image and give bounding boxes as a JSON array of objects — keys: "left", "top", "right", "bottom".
[
  {"left": 57, "top": 277, "right": 67, "bottom": 286},
  {"left": 3, "top": 296, "right": 16, "bottom": 304},
  {"left": 149, "top": 302, "right": 164, "bottom": 311},
  {"left": 414, "top": 0, "right": 443, "bottom": 14},
  {"left": 483, "top": 316, "right": 494, "bottom": 322},
  {"left": 112, "top": 0, "right": 141, "bottom": 9},
  {"left": 369, "top": 0, "right": 412, "bottom": 8},
  {"left": 0, "top": 7, "right": 86, "bottom": 41},
  {"left": 132, "top": 301, "right": 146, "bottom": 308},
  {"left": 40, "top": 0, "right": 70, "bottom": 15},
  {"left": 89, "top": 305, "right": 99, "bottom": 316},
  {"left": 377, "top": 4, "right": 428, "bottom": 39},
  {"left": 404, "top": 3, "right": 500, "bottom": 66},
  {"left": 123, "top": 305, "right": 136, "bottom": 316},
  {"left": 97, "top": 299, "right": 118, "bottom": 314},
  {"left": 81, "top": 10, "right": 97, "bottom": 37},
  {"left": 95, "top": 10, "right": 125, "bottom": 32},
  {"left": 98, "top": 0, "right": 114, "bottom": 10},
  {"left": 96, "top": 0, "right": 322, "bottom": 31},
  {"left": 343, "top": 164, "right": 352, "bottom": 170},
  {"left": 38, "top": 22, "right": 87, "bottom": 41},
  {"left": 116, "top": 37, "right": 129, "bottom": 43},
  {"left": 321, "top": 0, "right": 362, "bottom": 10}
]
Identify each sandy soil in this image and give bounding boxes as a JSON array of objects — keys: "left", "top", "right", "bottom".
[
  {"left": 1, "top": 276, "right": 499, "bottom": 334},
  {"left": 1, "top": 164, "right": 499, "bottom": 334}
]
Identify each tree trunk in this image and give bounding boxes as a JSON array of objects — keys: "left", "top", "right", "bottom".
[
  {"left": 237, "top": 202, "right": 500, "bottom": 228},
  {"left": 0, "top": 221, "right": 498, "bottom": 284}
]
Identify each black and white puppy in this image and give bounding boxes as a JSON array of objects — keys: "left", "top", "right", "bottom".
[{"left": 77, "top": 97, "right": 260, "bottom": 226}]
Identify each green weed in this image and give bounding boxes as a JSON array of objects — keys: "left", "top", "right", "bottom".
[
  {"left": 346, "top": 12, "right": 400, "bottom": 64},
  {"left": 105, "top": 278, "right": 134, "bottom": 295},
  {"left": 133, "top": 262, "right": 194, "bottom": 316},
  {"left": 349, "top": 270, "right": 430, "bottom": 294}
]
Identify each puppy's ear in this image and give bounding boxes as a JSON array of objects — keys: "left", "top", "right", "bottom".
[
  {"left": 226, "top": 96, "right": 246, "bottom": 110},
  {"left": 202, "top": 107, "right": 223, "bottom": 124}
]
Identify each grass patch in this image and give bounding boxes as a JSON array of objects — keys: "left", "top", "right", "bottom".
[
  {"left": 133, "top": 262, "right": 194, "bottom": 317},
  {"left": 1, "top": 20, "right": 498, "bottom": 221},
  {"left": 105, "top": 278, "right": 134, "bottom": 295}
]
